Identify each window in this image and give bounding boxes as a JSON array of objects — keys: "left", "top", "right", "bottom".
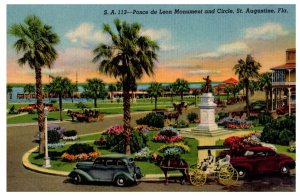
[
  {"left": 106, "top": 159, "right": 116, "bottom": 166},
  {"left": 267, "top": 151, "right": 276, "bottom": 156},
  {"left": 256, "top": 152, "right": 266, "bottom": 157},
  {"left": 244, "top": 151, "right": 254, "bottom": 156},
  {"left": 117, "top": 160, "right": 126, "bottom": 166}
]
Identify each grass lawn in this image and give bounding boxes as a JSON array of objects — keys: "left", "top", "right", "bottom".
[{"left": 29, "top": 131, "right": 198, "bottom": 174}]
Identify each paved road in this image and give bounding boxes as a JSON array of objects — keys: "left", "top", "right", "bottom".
[{"left": 7, "top": 110, "right": 296, "bottom": 191}]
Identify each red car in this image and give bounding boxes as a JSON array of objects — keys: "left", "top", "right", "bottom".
[{"left": 230, "top": 146, "right": 295, "bottom": 179}]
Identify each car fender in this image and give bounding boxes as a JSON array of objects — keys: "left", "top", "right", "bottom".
[
  {"left": 278, "top": 160, "right": 295, "bottom": 170},
  {"left": 113, "top": 172, "right": 135, "bottom": 182},
  {"left": 69, "top": 169, "right": 94, "bottom": 182}
]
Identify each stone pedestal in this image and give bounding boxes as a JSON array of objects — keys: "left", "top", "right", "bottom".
[{"left": 190, "top": 93, "right": 232, "bottom": 136}]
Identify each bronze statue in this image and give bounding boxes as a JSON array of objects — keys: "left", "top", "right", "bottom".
[{"left": 202, "top": 75, "right": 211, "bottom": 93}]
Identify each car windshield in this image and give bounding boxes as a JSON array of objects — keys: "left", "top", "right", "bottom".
[{"left": 244, "top": 150, "right": 254, "bottom": 156}]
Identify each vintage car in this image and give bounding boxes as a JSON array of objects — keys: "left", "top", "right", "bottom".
[
  {"left": 230, "top": 146, "right": 295, "bottom": 179},
  {"left": 68, "top": 154, "right": 143, "bottom": 186}
]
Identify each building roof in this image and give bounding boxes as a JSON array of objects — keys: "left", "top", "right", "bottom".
[
  {"left": 270, "top": 63, "right": 296, "bottom": 70},
  {"left": 223, "top": 77, "right": 238, "bottom": 84}
]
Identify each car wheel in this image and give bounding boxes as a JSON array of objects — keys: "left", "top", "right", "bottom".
[
  {"left": 280, "top": 164, "right": 290, "bottom": 175},
  {"left": 237, "top": 168, "right": 247, "bottom": 180},
  {"left": 115, "top": 175, "right": 127, "bottom": 187},
  {"left": 72, "top": 173, "right": 82, "bottom": 184}
]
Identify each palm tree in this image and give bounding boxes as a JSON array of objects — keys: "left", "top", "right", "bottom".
[
  {"left": 108, "top": 84, "right": 117, "bottom": 103},
  {"left": 68, "top": 83, "right": 78, "bottom": 103},
  {"left": 92, "top": 19, "right": 159, "bottom": 154},
  {"left": 23, "top": 84, "right": 35, "bottom": 99},
  {"left": 232, "top": 85, "right": 240, "bottom": 98},
  {"left": 9, "top": 15, "right": 59, "bottom": 154},
  {"left": 47, "top": 77, "right": 72, "bottom": 121},
  {"left": 233, "top": 55, "right": 261, "bottom": 116},
  {"left": 249, "top": 80, "right": 260, "bottom": 96},
  {"left": 7, "top": 85, "right": 13, "bottom": 100},
  {"left": 84, "top": 78, "right": 106, "bottom": 108},
  {"left": 173, "top": 78, "right": 190, "bottom": 102},
  {"left": 259, "top": 72, "right": 272, "bottom": 111},
  {"left": 147, "top": 82, "right": 163, "bottom": 110}
]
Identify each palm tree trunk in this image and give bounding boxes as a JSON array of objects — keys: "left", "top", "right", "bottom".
[
  {"left": 245, "top": 79, "right": 250, "bottom": 117},
  {"left": 94, "top": 97, "right": 97, "bottom": 108},
  {"left": 123, "top": 81, "right": 131, "bottom": 155},
  {"left": 194, "top": 95, "right": 197, "bottom": 107},
  {"left": 181, "top": 93, "right": 183, "bottom": 102},
  {"left": 171, "top": 93, "right": 173, "bottom": 103},
  {"left": 35, "top": 67, "right": 45, "bottom": 154},
  {"left": 265, "top": 90, "right": 269, "bottom": 111},
  {"left": 154, "top": 96, "right": 157, "bottom": 110},
  {"left": 59, "top": 93, "right": 63, "bottom": 121}
]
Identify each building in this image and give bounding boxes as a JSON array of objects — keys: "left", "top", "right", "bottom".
[
  {"left": 271, "top": 48, "right": 296, "bottom": 114},
  {"left": 213, "top": 77, "right": 238, "bottom": 95}
]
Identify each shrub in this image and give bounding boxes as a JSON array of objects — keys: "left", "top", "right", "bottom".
[
  {"left": 288, "top": 141, "right": 296, "bottom": 153},
  {"left": 75, "top": 102, "right": 88, "bottom": 110},
  {"left": 258, "top": 113, "right": 272, "bottom": 125},
  {"left": 136, "top": 112, "right": 164, "bottom": 128},
  {"left": 134, "top": 147, "right": 152, "bottom": 161},
  {"left": 187, "top": 112, "right": 198, "bottom": 123},
  {"left": 8, "top": 105, "right": 19, "bottom": 114},
  {"left": 48, "top": 130, "right": 61, "bottom": 144},
  {"left": 66, "top": 143, "right": 95, "bottom": 155},
  {"left": 171, "top": 120, "right": 189, "bottom": 128},
  {"left": 63, "top": 130, "right": 77, "bottom": 137},
  {"left": 28, "top": 109, "right": 37, "bottom": 114},
  {"left": 50, "top": 100, "right": 57, "bottom": 104},
  {"left": 217, "top": 112, "right": 229, "bottom": 121},
  {"left": 94, "top": 136, "right": 107, "bottom": 147},
  {"left": 261, "top": 115, "right": 295, "bottom": 145}
]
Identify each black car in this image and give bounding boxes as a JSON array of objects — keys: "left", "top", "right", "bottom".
[{"left": 68, "top": 154, "right": 143, "bottom": 186}]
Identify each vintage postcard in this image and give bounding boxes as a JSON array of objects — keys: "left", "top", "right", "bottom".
[{"left": 5, "top": 2, "right": 296, "bottom": 192}]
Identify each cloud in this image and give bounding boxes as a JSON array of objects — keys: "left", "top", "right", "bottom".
[
  {"left": 196, "top": 41, "right": 250, "bottom": 58},
  {"left": 164, "top": 64, "right": 202, "bottom": 69},
  {"left": 65, "top": 22, "right": 108, "bottom": 47},
  {"left": 187, "top": 70, "right": 221, "bottom": 75},
  {"left": 244, "top": 22, "right": 288, "bottom": 40},
  {"left": 141, "top": 28, "right": 177, "bottom": 51}
]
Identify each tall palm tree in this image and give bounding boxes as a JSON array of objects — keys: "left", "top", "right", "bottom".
[
  {"left": 249, "top": 80, "right": 260, "bottom": 96},
  {"left": 233, "top": 55, "right": 261, "bottom": 116},
  {"left": 259, "top": 72, "right": 272, "bottom": 111},
  {"left": 108, "top": 84, "right": 117, "bottom": 103},
  {"left": 173, "top": 78, "right": 190, "bottom": 102},
  {"left": 23, "top": 84, "right": 35, "bottom": 99},
  {"left": 47, "top": 77, "right": 71, "bottom": 121},
  {"left": 9, "top": 15, "right": 59, "bottom": 154},
  {"left": 92, "top": 19, "right": 159, "bottom": 154},
  {"left": 84, "top": 78, "right": 106, "bottom": 108},
  {"left": 147, "top": 82, "right": 163, "bottom": 110},
  {"left": 7, "top": 85, "right": 13, "bottom": 100}
]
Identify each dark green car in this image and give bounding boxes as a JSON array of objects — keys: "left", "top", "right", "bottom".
[{"left": 68, "top": 154, "right": 143, "bottom": 186}]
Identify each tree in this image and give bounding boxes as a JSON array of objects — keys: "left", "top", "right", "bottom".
[
  {"left": 191, "top": 88, "right": 200, "bottom": 107},
  {"left": 232, "top": 85, "right": 240, "bottom": 98},
  {"left": 83, "top": 78, "right": 106, "bottom": 108},
  {"left": 173, "top": 78, "right": 190, "bottom": 102},
  {"left": 7, "top": 85, "right": 13, "bottom": 100},
  {"left": 68, "top": 83, "right": 78, "bottom": 103},
  {"left": 92, "top": 19, "right": 159, "bottom": 154},
  {"left": 249, "top": 80, "right": 260, "bottom": 96},
  {"left": 108, "top": 84, "right": 117, "bottom": 103},
  {"left": 47, "top": 77, "right": 71, "bottom": 121},
  {"left": 147, "top": 82, "right": 163, "bottom": 110},
  {"left": 224, "top": 86, "right": 232, "bottom": 101},
  {"left": 9, "top": 15, "right": 60, "bottom": 154},
  {"left": 23, "top": 84, "right": 35, "bottom": 99},
  {"left": 233, "top": 55, "right": 261, "bottom": 116},
  {"left": 259, "top": 72, "right": 272, "bottom": 111}
]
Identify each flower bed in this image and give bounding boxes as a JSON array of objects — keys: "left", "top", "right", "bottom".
[
  {"left": 134, "top": 147, "right": 152, "bottom": 161},
  {"left": 153, "top": 127, "right": 184, "bottom": 143},
  {"left": 61, "top": 143, "right": 100, "bottom": 162},
  {"left": 157, "top": 142, "right": 190, "bottom": 160},
  {"left": 219, "top": 117, "right": 252, "bottom": 129}
]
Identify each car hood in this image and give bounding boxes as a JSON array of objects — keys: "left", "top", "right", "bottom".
[
  {"left": 76, "top": 161, "right": 94, "bottom": 169},
  {"left": 277, "top": 153, "right": 295, "bottom": 161}
]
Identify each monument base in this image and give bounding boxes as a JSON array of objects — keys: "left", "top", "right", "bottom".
[{"left": 186, "top": 127, "right": 234, "bottom": 137}]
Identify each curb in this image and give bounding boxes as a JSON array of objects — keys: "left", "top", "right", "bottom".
[{"left": 22, "top": 146, "right": 180, "bottom": 182}]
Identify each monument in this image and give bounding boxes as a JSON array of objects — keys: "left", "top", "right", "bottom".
[{"left": 190, "top": 76, "right": 232, "bottom": 136}]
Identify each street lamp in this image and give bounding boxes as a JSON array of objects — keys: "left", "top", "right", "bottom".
[{"left": 43, "top": 107, "right": 51, "bottom": 168}]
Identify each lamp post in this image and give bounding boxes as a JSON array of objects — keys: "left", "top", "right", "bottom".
[{"left": 43, "top": 107, "right": 51, "bottom": 168}]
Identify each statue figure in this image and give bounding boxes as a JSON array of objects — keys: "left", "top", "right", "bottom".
[{"left": 202, "top": 75, "right": 211, "bottom": 93}]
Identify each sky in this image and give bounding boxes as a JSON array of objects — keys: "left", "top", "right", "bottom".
[{"left": 6, "top": 4, "right": 296, "bottom": 84}]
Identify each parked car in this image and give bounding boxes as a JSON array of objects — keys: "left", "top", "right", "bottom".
[
  {"left": 68, "top": 154, "right": 143, "bottom": 186},
  {"left": 230, "top": 146, "right": 295, "bottom": 179}
]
